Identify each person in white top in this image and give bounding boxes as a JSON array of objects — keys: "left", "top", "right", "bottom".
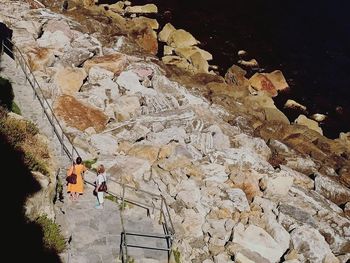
[{"left": 94, "top": 164, "right": 107, "bottom": 209}]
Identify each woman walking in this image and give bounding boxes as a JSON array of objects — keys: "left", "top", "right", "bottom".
[
  {"left": 67, "top": 156, "right": 87, "bottom": 201},
  {"left": 94, "top": 164, "right": 107, "bottom": 209}
]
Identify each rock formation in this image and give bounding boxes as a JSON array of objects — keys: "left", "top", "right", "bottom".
[{"left": 1, "top": 1, "right": 349, "bottom": 262}]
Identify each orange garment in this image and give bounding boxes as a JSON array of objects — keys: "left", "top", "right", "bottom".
[{"left": 67, "top": 164, "right": 87, "bottom": 194}]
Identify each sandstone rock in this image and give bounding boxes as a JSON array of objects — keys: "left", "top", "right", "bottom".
[
  {"left": 14, "top": 19, "right": 42, "bottom": 38},
  {"left": 266, "top": 70, "right": 289, "bottom": 91},
  {"left": 264, "top": 107, "right": 290, "bottom": 124},
  {"left": 279, "top": 165, "right": 314, "bottom": 190},
  {"left": 54, "top": 66, "right": 87, "bottom": 95},
  {"left": 232, "top": 223, "right": 285, "bottom": 262},
  {"left": 116, "top": 71, "right": 156, "bottom": 96},
  {"left": 178, "top": 209, "right": 204, "bottom": 239},
  {"left": 158, "top": 23, "right": 176, "bottom": 43},
  {"left": 314, "top": 173, "right": 350, "bottom": 205},
  {"left": 168, "top": 29, "right": 199, "bottom": 48},
  {"left": 37, "top": 30, "right": 71, "bottom": 50},
  {"left": 125, "top": 4, "right": 158, "bottom": 14},
  {"left": 131, "top": 25, "right": 158, "bottom": 55},
  {"left": 127, "top": 144, "right": 159, "bottom": 163},
  {"left": 311, "top": 113, "right": 327, "bottom": 122},
  {"left": 249, "top": 70, "right": 289, "bottom": 97},
  {"left": 88, "top": 66, "right": 114, "bottom": 84},
  {"left": 132, "top": 16, "right": 159, "bottom": 30},
  {"left": 213, "top": 253, "right": 234, "bottom": 263},
  {"left": 44, "top": 19, "right": 75, "bottom": 39},
  {"left": 175, "top": 46, "right": 213, "bottom": 61},
  {"left": 238, "top": 59, "right": 259, "bottom": 68},
  {"left": 284, "top": 99, "right": 307, "bottom": 112},
  {"left": 278, "top": 187, "right": 350, "bottom": 255},
  {"left": 162, "top": 55, "right": 193, "bottom": 71},
  {"left": 83, "top": 53, "right": 127, "bottom": 75},
  {"left": 54, "top": 95, "right": 108, "bottom": 132},
  {"left": 163, "top": 45, "right": 174, "bottom": 55},
  {"left": 294, "top": 114, "right": 323, "bottom": 135},
  {"left": 244, "top": 94, "right": 290, "bottom": 124},
  {"left": 190, "top": 51, "right": 209, "bottom": 73},
  {"left": 226, "top": 188, "right": 250, "bottom": 212},
  {"left": 290, "top": 225, "right": 336, "bottom": 263},
  {"left": 202, "top": 163, "right": 229, "bottom": 183},
  {"left": 25, "top": 47, "right": 55, "bottom": 72},
  {"left": 108, "top": 2, "right": 125, "bottom": 13},
  {"left": 224, "top": 64, "right": 249, "bottom": 88},
  {"left": 89, "top": 133, "right": 119, "bottom": 155},
  {"left": 59, "top": 47, "right": 93, "bottom": 67},
  {"left": 238, "top": 50, "right": 247, "bottom": 56},
  {"left": 345, "top": 202, "right": 350, "bottom": 218},
  {"left": 148, "top": 126, "right": 187, "bottom": 145},
  {"left": 235, "top": 252, "right": 255, "bottom": 263},
  {"left": 262, "top": 174, "right": 293, "bottom": 197},
  {"left": 229, "top": 169, "right": 263, "bottom": 202},
  {"left": 113, "top": 95, "right": 141, "bottom": 121}
]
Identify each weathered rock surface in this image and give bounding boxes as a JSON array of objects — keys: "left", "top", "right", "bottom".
[{"left": 2, "top": 1, "right": 350, "bottom": 262}]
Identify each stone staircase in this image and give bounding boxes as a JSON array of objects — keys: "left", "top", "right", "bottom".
[{"left": 0, "top": 52, "right": 170, "bottom": 263}]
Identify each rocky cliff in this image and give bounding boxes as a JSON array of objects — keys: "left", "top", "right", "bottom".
[{"left": 1, "top": 1, "right": 349, "bottom": 262}]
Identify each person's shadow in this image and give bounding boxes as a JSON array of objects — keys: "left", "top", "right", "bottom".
[{"left": 1, "top": 132, "right": 62, "bottom": 262}]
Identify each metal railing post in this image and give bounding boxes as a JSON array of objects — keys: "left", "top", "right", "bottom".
[
  {"left": 159, "top": 197, "right": 164, "bottom": 225},
  {"left": 121, "top": 184, "right": 125, "bottom": 211}
]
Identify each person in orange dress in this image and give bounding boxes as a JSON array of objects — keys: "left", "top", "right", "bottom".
[{"left": 67, "top": 156, "right": 87, "bottom": 201}]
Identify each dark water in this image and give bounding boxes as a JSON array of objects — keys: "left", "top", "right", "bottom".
[{"left": 130, "top": 0, "right": 350, "bottom": 138}]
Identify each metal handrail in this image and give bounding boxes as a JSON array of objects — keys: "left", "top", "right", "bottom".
[
  {"left": 1, "top": 38, "right": 175, "bottom": 260},
  {"left": 2, "top": 38, "right": 80, "bottom": 162},
  {"left": 119, "top": 183, "right": 174, "bottom": 262}
]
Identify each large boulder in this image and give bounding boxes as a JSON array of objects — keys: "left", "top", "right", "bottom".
[
  {"left": 232, "top": 223, "right": 286, "bottom": 262},
  {"left": 83, "top": 53, "right": 128, "bottom": 75},
  {"left": 294, "top": 114, "right": 323, "bottom": 135},
  {"left": 54, "top": 95, "right": 108, "bottom": 132},
  {"left": 290, "top": 225, "right": 337, "bottom": 263},
  {"left": 249, "top": 70, "right": 289, "bottom": 97},
  {"left": 54, "top": 66, "right": 87, "bottom": 95},
  {"left": 158, "top": 23, "right": 176, "bottom": 43},
  {"left": 168, "top": 29, "right": 199, "bottom": 48},
  {"left": 125, "top": 4, "right": 158, "bottom": 13}
]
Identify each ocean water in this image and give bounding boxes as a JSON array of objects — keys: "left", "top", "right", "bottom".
[{"left": 129, "top": 0, "right": 350, "bottom": 138}]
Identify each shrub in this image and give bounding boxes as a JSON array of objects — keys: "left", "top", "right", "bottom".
[
  {"left": 24, "top": 151, "right": 49, "bottom": 175},
  {"left": 25, "top": 120, "right": 39, "bottom": 136},
  {"left": 173, "top": 248, "right": 181, "bottom": 263},
  {"left": 11, "top": 101, "right": 21, "bottom": 115},
  {"left": 83, "top": 158, "right": 97, "bottom": 169},
  {"left": 105, "top": 194, "right": 117, "bottom": 203},
  {"left": 54, "top": 177, "right": 64, "bottom": 203},
  {"left": 36, "top": 214, "right": 66, "bottom": 253},
  {"left": 0, "top": 117, "right": 27, "bottom": 146}
]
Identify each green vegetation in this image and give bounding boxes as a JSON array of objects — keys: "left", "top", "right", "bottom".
[
  {"left": 0, "top": 106, "right": 50, "bottom": 175},
  {"left": 54, "top": 176, "right": 64, "bottom": 204},
  {"left": 172, "top": 248, "right": 181, "bottom": 263},
  {"left": 126, "top": 256, "right": 135, "bottom": 263},
  {"left": 35, "top": 214, "right": 66, "bottom": 253},
  {"left": 105, "top": 194, "right": 118, "bottom": 203},
  {"left": 119, "top": 201, "right": 129, "bottom": 211},
  {"left": 82, "top": 158, "right": 97, "bottom": 169},
  {"left": 11, "top": 101, "right": 21, "bottom": 115}
]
